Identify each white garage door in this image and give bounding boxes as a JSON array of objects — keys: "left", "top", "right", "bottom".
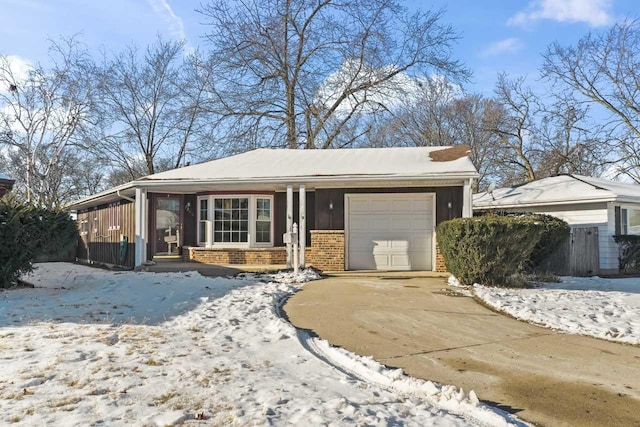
[{"left": 346, "top": 193, "right": 435, "bottom": 271}]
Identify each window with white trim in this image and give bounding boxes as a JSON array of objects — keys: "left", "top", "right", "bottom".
[
  {"left": 108, "top": 202, "right": 121, "bottom": 230},
  {"left": 255, "top": 197, "right": 271, "bottom": 243},
  {"left": 198, "top": 198, "right": 209, "bottom": 245},
  {"left": 214, "top": 197, "right": 249, "bottom": 243},
  {"left": 197, "top": 195, "right": 273, "bottom": 247},
  {"left": 622, "top": 208, "right": 640, "bottom": 235}
]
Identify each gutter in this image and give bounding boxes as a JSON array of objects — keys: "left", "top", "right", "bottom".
[
  {"left": 134, "top": 173, "right": 480, "bottom": 188},
  {"left": 117, "top": 189, "right": 135, "bottom": 203},
  {"left": 473, "top": 197, "right": 617, "bottom": 210}
]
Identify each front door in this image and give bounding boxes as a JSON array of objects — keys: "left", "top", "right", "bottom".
[{"left": 154, "top": 195, "right": 182, "bottom": 256}]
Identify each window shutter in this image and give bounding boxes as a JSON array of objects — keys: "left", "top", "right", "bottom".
[{"left": 614, "top": 206, "right": 621, "bottom": 235}]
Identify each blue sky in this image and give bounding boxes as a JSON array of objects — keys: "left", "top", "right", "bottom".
[{"left": 0, "top": 0, "right": 638, "bottom": 95}]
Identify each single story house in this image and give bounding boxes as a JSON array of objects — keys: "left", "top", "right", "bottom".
[
  {"left": 0, "top": 172, "right": 15, "bottom": 197},
  {"left": 474, "top": 174, "right": 640, "bottom": 275},
  {"left": 69, "top": 146, "right": 478, "bottom": 272}
]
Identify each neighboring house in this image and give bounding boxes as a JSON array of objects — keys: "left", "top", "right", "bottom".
[
  {"left": 474, "top": 174, "right": 640, "bottom": 275},
  {"left": 0, "top": 172, "right": 15, "bottom": 198},
  {"left": 69, "top": 146, "right": 477, "bottom": 272}
]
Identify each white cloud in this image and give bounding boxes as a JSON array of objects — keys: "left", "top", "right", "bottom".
[
  {"left": 0, "top": 55, "right": 33, "bottom": 96},
  {"left": 508, "top": 0, "right": 613, "bottom": 28},
  {"left": 146, "top": 0, "right": 187, "bottom": 41},
  {"left": 480, "top": 38, "right": 523, "bottom": 57},
  {"left": 316, "top": 60, "right": 462, "bottom": 116}
]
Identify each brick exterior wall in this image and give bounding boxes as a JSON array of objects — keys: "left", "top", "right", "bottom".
[
  {"left": 187, "top": 247, "right": 287, "bottom": 265},
  {"left": 308, "top": 230, "right": 345, "bottom": 272},
  {"left": 435, "top": 241, "right": 447, "bottom": 273}
]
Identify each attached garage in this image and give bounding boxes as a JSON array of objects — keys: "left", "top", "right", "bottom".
[{"left": 346, "top": 193, "right": 435, "bottom": 270}]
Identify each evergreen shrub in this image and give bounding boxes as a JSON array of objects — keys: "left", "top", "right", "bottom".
[
  {"left": 0, "top": 198, "right": 78, "bottom": 288},
  {"left": 436, "top": 215, "right": 545, "bottom": 286}
]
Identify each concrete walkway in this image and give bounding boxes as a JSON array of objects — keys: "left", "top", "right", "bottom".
[{"left": 284, "top": 276, "right": 640, "bottom": 427}]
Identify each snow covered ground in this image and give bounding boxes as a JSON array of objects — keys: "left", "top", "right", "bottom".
[
  {"left": 451, "top": 276, "right": 640, "bottom": 345},
  {"left": 0, "top": 263, "right": 525, "bottom": 426}
]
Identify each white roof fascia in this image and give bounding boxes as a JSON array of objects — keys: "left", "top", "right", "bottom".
[
  {"left": 136, "top": 172, "right": 479, "bottom": 188},
  {"left": 473, "top": 196, "right": 617, "bottom": 210}
]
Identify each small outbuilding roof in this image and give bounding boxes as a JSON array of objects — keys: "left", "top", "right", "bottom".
[{"left": 474, "top": 174, "right": 640, "bottom": 209}]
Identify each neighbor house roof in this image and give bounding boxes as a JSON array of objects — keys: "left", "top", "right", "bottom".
[
  {"left": 70, "top": 146, "right": 478, "bottom": 209},
  {"left": 474, "top": 174, "right": 640, "bottom": 209}
]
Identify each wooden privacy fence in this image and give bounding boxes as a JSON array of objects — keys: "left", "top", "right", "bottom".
[{"left": 541, "top": 226, "right": 600, "bottom": 276}]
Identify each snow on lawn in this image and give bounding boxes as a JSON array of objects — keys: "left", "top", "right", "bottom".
[
  {"left": 0, "top": 263, "right": 524, "bottom": 426},
  {"left": 452, "top": 276, "right": 640, "bottom": 345}
]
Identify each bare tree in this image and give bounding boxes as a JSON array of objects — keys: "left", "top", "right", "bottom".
[
  {"left": 536, "top": 91, "right": 609, "bottom": 178},
  {"left": 447, "top": 95, "right": 504, "bottom": 191},
  {"left": 198, "top": 0, "right": 470, "bottom": 150},
  {"left": 93, "top": 38, "right": 218, "bottom": 180},
  {"left": 488, "top": 73, "right": 542, "bottom": 185},
  {"left": 542, "top": 20, "right": 640, "bottom": 183},
  {"left": 374, "top": 77, "right": 458, "bottom": 147},
  {"left": 0, "top": 37, "right": 96, "bottom": 207}
]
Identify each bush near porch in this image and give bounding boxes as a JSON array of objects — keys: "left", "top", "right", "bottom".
[{"left": 436, "top": 214, "right": 569, "bottom": 287}]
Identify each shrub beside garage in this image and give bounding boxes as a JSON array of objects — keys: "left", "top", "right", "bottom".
[
  {"left": 0, "top": 199, "right": 78, "bottom": 288},
  {"left": 436, "top": 214, "right": 569, "bottom": 287}
]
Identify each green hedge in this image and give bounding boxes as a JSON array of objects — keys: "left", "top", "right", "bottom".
[
  {"left": 525, "top": 214, "right": 570, "bottom": 270},
  {"left": 436, "top": 215, "right": 546, "bottom": 286},
  {"left": 0, "top": 199, "right": 78, "bottom": 288}
]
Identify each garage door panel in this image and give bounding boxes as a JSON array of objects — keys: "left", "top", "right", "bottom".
[
  {"left": 391, "top": 200, "right": 411, "bottom": 212},
  {"left": 350, "top": 199, "right": 371, "bottom": 213},
  {"left": 412, "top": 235, "right": 432, "bottom": 250},
  {"left": 347, "top": 194, "right": 434, "bottom": 271},
  {"left": 388, "top": 239, "right": 410, "bottom": 248},
  {"left": 410, "top": 222, "right": 430, "bottom": 232},
  {"left": 371, "top": 200, "right": 392, "bottom": 212},
  {"left": 350, "top": 217, "right": 372, "bottom": 231},
  {"left": 350, "top": 235, "right": 375, "bottom": 250},
  {"left": 411, "top": 199, "right": 431, "bottom": 212}
]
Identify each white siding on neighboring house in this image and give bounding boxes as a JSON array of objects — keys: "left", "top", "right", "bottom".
[
  {"left": 500, "top": 202, "right": 616, "bottom": 271},
  {"left": 606, "top": 203, "right": 620, "bottom": 272}
]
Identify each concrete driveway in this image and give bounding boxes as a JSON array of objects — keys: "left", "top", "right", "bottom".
[{"left": 284, "top": 275, "right": 640, "bottom": 427}]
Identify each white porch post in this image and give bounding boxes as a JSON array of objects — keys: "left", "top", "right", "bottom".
[
  {"left": 299, "top": 184, "right": 306, "bottom": 268},
  {"left": 286, "top": 184, "right": 293, "bottom": 269},
  {"left": 462, "top": 178, "right": 473, "bottom": 218},
  {"left": 134, "top": 188, "right": 148, "bottom": 266}
]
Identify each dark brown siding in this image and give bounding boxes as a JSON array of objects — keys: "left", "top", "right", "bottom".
[
  {"left": 76, "top": 200, "right": 136, "bottom": 268},
  {"left": 314, "top": 187, "right": 463, "bottom": 229},
  {"left": 274, "top": 191, "right": 316, "bottom": 246},
  {"left": 183, "top": 194, "right": 197, "bottom": 246}
]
